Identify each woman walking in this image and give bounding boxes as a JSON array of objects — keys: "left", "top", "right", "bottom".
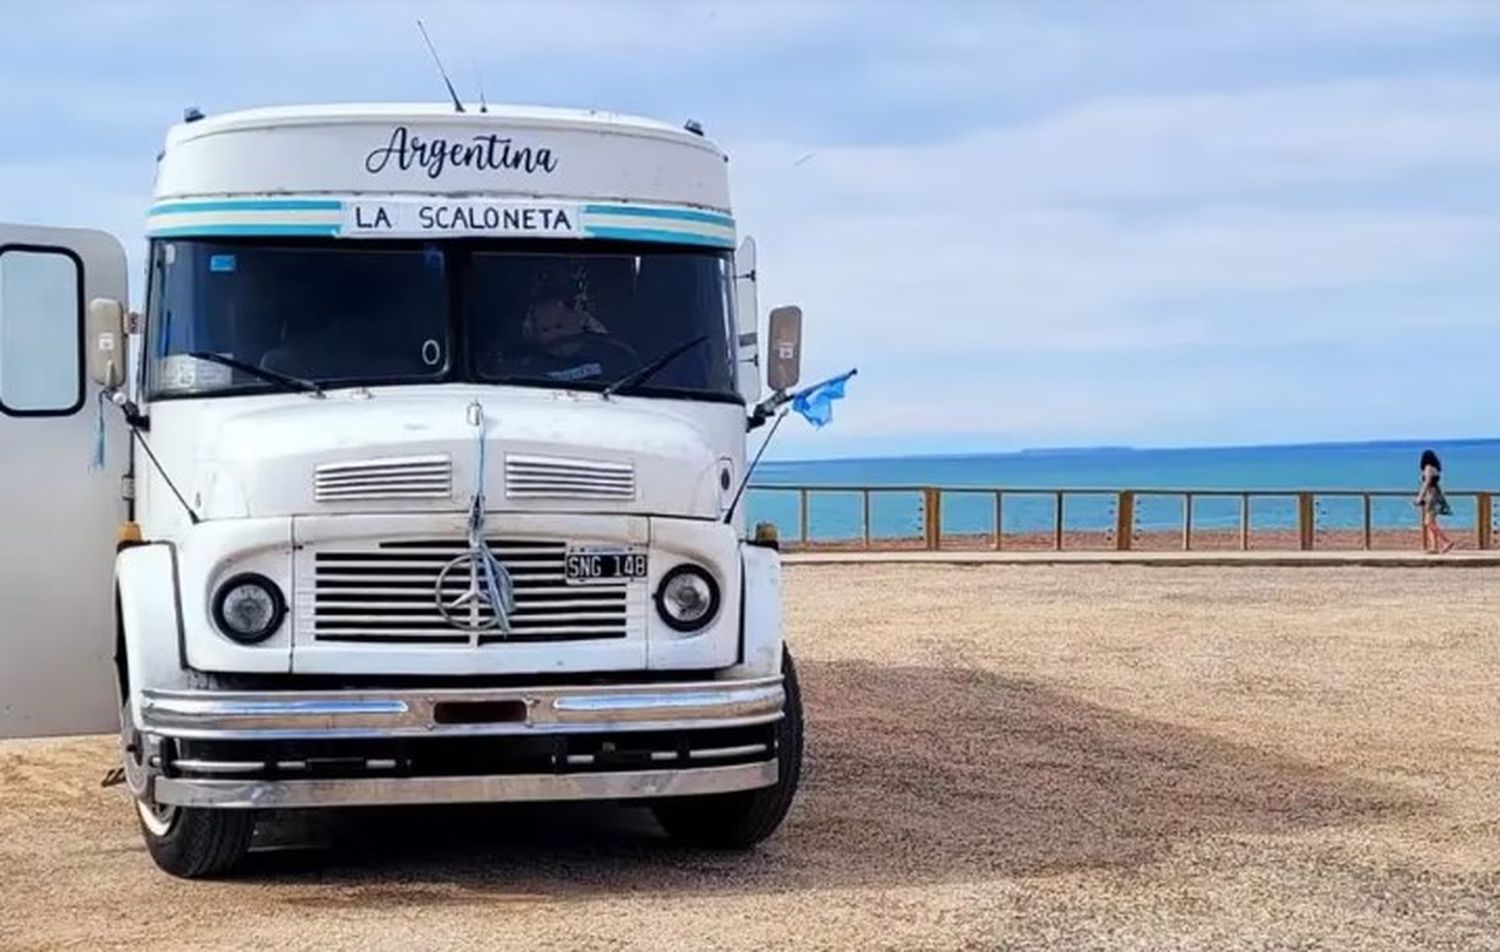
[{"left": 1416, "top": 449, "right": 1455, "bottom": 553}]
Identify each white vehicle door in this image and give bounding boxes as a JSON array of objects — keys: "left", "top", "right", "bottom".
[{"left": 0, "top": 224, "right": 129, "bottom": 738}]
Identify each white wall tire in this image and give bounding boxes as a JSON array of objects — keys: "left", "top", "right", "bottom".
[
  {"left": 136, "top": 797, "right": 178, "bottom": 837},
  {"left": 137, "top": 803, "right": 256, "bottom": 879},
  {"left": 651, "top": 646, "right": 804, "bottom": 848},
  {"left": 120, "top": 700, "right": 254, "bottom": 877}
]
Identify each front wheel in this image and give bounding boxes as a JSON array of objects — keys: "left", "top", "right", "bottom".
[
  {"left": 122, "top": 700, "right": 254, "bottom": 878},
  {"left": 652, "top": 647, "right": 804, "bottom": 848},
  {"left": 138, "top": 801, "right": 255, "bottom": 879}
]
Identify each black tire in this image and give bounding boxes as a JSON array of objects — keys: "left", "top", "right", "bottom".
[
  {"left": 139, "top": 804, "right": 255, "bottom": 879},
  {"left": 652, "top": 646, "right": 804, "bottom": 848}
]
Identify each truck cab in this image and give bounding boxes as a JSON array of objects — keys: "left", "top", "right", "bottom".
[{"left": 0, "top": 104, "right": 803, "bottom": 877}]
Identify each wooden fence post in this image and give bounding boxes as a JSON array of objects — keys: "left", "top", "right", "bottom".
[
  {"left": 923, "top": 487, "right": 942, "bottom": 550},
  {"left": 1182, "top": 492, "right": 1194, "bottom": 551},
  {"left": 1053, "top": 491, "right": 1064, "bottom": 551},
  {"left": 1298, "top": 492, "right": 1314, "bottom": 551},
  {"left": 1362, "top": 494, "right": 1373, "bottom": 551},
  {"left": 992, "top": 492, "right": 1004, "bottom": 551},
  {"left": 861, "top": 489, "right": 872, "bottom": 550},
  {"left": 1239, "top": 493, "right": 1250, "bottom": 550},
  {"left": 1116, "top": 491, "right": 1134, "bottom": 551},
  {"left": 798, "top": 488, "right": 810, "bottom": 545},
  {"left": 1478, "top": 493, "right": 1493, "bottom": 551}
]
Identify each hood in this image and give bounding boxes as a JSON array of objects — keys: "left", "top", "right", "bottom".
[{"left": 189, "top": 388, "right": 734, "bottom": 520}]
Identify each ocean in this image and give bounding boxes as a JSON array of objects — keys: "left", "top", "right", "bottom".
[{"left": 744, "top": 438, "right": 1500, "bottom": 543}]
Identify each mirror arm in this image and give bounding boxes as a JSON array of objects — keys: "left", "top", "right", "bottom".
[
  {"left": 123, "top": 404, "right": 151, "bottom": 432},
  {"left": 108, "top": 390, "right": 149, "bottom": 431},
  {"left": 747, "top": 390, "right": 790, "bottom": 431}
]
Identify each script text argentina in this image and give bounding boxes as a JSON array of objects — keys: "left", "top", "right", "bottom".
[{"left": 364, "top": 126, "right": 558, "bottom": 179}]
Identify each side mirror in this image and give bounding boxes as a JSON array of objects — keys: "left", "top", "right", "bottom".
[
  {"left": 86, "top": 297, "right": 126, "bottom": 390},
  {"left": 766, "top": 305, "right": 803, "bottom": 393}
]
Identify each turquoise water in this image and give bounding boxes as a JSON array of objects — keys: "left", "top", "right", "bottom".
[{"left": 744, "top": 439, "right": 1500, "bottom": 542}]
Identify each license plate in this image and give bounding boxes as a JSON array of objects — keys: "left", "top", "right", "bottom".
[{"left": 565, "top": 547, "right": 648, "bottom": 584}]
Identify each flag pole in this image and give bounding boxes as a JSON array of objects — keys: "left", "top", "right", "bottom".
[{"left": 723, "top": 409, "right": 791, "bottom": 524}]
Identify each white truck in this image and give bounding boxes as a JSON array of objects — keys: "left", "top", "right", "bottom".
[{"left": 0, "top": 103, "right": 805, "bottom": 877}]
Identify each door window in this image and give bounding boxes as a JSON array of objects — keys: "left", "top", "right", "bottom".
[{"left": 0, "top": 246, "right": 83, "bottom": 416}]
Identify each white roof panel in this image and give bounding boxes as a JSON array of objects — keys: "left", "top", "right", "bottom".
[
  {"left": 155, "top": 102, "right": 731, "bottom": 211},
  {"left": 166, "top": 102, "right": 720, "bottom": 151}
]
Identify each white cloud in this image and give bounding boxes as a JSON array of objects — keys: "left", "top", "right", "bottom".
[
  {"left": 739, "top": 77, "right": 1500, "bottom": 211},
  {"left": 732, "top": 76, "right": 1500, "bottom": 361}
]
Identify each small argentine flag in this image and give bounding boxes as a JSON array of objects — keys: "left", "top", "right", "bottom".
[{"left": 791, "top": 369, "right": 857, "bottom": 428}]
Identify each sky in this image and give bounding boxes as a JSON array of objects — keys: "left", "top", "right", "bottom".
[{"left": 3, "top": 0, "right": 1499, "bottom": 458}]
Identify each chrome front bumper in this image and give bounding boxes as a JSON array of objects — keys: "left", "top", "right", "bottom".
[
  {"left": 140, "top": 675, "right": 784, "bottom": 740},
  {"left": 135, "top": 675, "right": 785, "bottom": 809},
  {"left": 154, "top": 761, "right": 778, "bottom": 809}
]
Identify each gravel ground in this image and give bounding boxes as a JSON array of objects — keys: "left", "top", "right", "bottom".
[{"left": 2, "top": 565, "right": 1498, "bottom": 951}]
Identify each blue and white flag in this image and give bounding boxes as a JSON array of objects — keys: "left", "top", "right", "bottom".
[{"left": 791, "top": 369, "right": 857, "bottom": 428}]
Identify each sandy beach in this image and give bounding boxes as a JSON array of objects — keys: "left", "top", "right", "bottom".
[{"left": 2, "top": 563, "right": 1497, "bottom": 950}]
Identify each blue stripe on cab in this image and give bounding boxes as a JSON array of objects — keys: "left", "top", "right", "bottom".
[
  {"left": 147, "top": 224, "right": 341, "bottom": 237},
  {"left": 582, "top": 204, "right": 735, "bottom": 228},
  {"left": 150, "top": 199, "right": 344, "bottom": 215},
  {"left": 583, "top": 226, "right": 735, "bottom": 248}
]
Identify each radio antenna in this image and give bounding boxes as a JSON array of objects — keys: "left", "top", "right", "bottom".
[
  {"left": 416, "top": 20, "right": 465, "bottom": 113},
  {"left": 473, "top": 59, "right": 489, "bottom": 114}
]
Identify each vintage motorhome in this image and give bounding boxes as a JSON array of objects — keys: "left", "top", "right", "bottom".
[{"left": 0, "top": 104, "right": 805, "bottom": 877}]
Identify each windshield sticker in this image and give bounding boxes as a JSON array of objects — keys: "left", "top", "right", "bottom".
[
  {"left": 546, "top": 362, "right": 604, "bottom": 382},
  {"left": 209, "top": 254, "right": 237, "bottom": 273},
  {"left": 158, "top": 354, "right": 234, "bottom": 391}
]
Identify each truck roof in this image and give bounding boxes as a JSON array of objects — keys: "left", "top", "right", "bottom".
[
  {"left": 165, "top": 102, "right": 725, "bottom": 155},
  {"left": 149, "top": 102, "right": 736, "bottom": 242}
]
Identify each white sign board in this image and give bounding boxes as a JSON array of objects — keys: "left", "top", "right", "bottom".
[{"left": 343, "top": 200, "right": 582, "bottom": 238}]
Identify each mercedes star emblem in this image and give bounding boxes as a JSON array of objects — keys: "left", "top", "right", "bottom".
[{"left": 435, "top": 546, "right": 514, "bottom": 640}]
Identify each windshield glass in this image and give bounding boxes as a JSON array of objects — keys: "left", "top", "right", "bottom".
[
  {"left": 146, "top": 239, "right": 737, "bottom": 401},
  {"left": 147, "top": 241, "right": 449, "bottom": 396},
  {"left": 466, "top": 250, "right": 735, "bottom": 395}
]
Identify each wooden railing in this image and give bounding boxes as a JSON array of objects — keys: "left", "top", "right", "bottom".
[{"left": 748, "top": 485, "right": 1498, "bottom": 552}]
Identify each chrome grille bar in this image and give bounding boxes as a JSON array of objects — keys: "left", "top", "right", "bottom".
[{"left": 304, "top": 538, "right": 634, "bottom": 644}]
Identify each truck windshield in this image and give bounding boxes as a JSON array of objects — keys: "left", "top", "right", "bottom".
[{"left": 146, "top": 239, "right": 738, "bottom": 401}]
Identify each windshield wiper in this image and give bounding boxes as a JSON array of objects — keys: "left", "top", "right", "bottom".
[
  {"left": 186, "top": 352, "right": 326, "bottom": 398},
  {"left": 602, "top": 335, "right": 709, "bottom": 400}
]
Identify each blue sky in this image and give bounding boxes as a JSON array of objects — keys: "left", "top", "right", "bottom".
[{"left": 3, "top": 0, "right": 1499, "bottom": 457}]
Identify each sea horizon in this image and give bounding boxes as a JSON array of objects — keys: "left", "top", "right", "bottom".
[
  {"left": 748, "top": 435, "right": 1500, "bottom": 542},
  {"left": 766, "top": 434, "right": 1500, "bottom": 469}
]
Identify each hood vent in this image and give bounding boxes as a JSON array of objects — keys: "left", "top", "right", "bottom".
[
  {"left": 315, "top": 455, "right": 453, "bottom": 502},
  {"left": 505, "top": 454, "right": 635, "bottom": 500}
]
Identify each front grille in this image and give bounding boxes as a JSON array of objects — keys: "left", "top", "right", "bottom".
[
  {"left": 315, "top": 455, "right": 453, "bottom": 502},
  {"left": 303, "top": 539, "right": 635, "bottom": 645},
  {"left": 504, "top": 454, "right": 635, "bottom": 500}
]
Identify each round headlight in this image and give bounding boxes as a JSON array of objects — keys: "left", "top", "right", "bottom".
[
  {"left": 655, "top": 565, "right": 721, "bottom": 632},
  {"left": 211, "top": 574, "right": 286, "bottom": 644}
]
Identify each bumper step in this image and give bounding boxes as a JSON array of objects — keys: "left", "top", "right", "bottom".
[{"left": 154, "top": 760, "right": 778, "bottom": 809}]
